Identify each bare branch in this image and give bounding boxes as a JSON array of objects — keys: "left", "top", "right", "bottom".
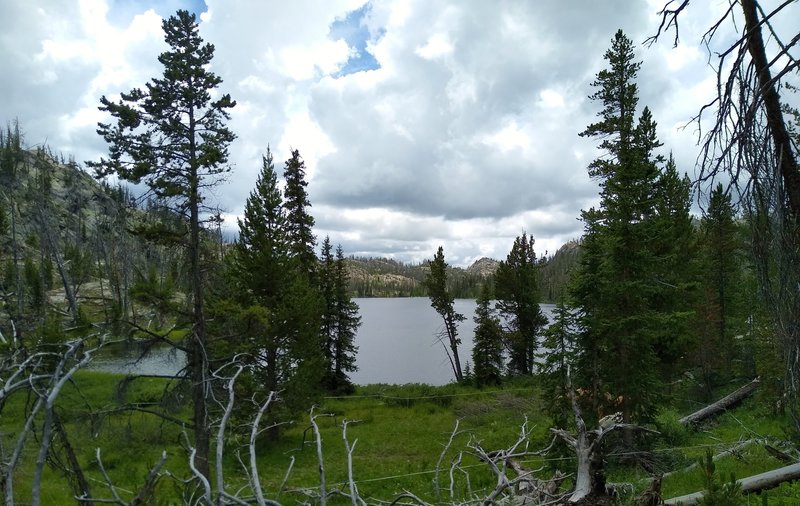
[
  {"left": 644, "top": 0, "right": 691, "bottom": 47},
  {"left": 434, "top": 419, "right": 462, "bottom": 503},
  {"left": 342, "top": 419, "right": 362, "bottom": 506},
  {"left": 129, "top": 450, "right": 168, "bottom": 506},
  {"left": 189, "top": 447, "right": 212, "bottom": 504},
  {"left": 94, "top": 448, "right": 125, "bottom": 505},
  {"left": 249, "top": 391, "right": 276, "bottom": 506},
  {"left": 310, "top": 406, "right": 334, "bottom": 506}
]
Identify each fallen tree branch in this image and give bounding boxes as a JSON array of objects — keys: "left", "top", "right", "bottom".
[
  {"left": 679, "top": 377, "right": 760, "bottom": 426},
  {"left": 664, "top": 462, "right": 800, "bottom": 505},
  {"left": 662, "top": 439, "right": 756, "bottom": 479}
]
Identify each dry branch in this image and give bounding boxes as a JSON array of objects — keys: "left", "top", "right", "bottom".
[{"left": 662, "top": 439, "right": 756, "bottom": 479}]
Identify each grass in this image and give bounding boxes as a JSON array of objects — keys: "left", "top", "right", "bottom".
[{"left": 2, "top": 373, "right": 800, "bottom": 504}]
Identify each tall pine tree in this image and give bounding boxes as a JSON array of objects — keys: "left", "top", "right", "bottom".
[
  {"left": 695, "top": 184, "right": 745, "bottom": 397},
  {"left": 231, "top": 147, "right": 290, "bottom": 395},
  {"left": 283, "top": 150, "right": 317, "bottom": 279},
  {"left": 332, "top": 244, "right": 360, "bottom": 392},
  {"left": 88, "top": 10, "right": 235, "bottom": 477},
  {"left": 234, "top": 148, "right": 288, "bottom": 307},
  {"left": 572, "top": 30, "right": 672, "bottom": 423}
]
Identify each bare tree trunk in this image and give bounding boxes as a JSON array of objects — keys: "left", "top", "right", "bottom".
[
  {"left": 53, "top": 412, "right": 93, "bottom": 503},
  {"left": 665, "top": 463, "right": 800, "bottom": 505},
  {"left": 679, "top": 377, "right": 760, "bottom": 426},
  {"left": 741, "top": 0, "right": 800, "bottom": 218},
  {"left": 41, "top": 216, "right": 78, "bottom": 323}
]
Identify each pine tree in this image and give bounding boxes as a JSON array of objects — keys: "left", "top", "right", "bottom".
[
  {"left": 572, "top": 30, "right": 670, "bottom": 423},
  {"left": 332, "top": 244, "right": 360, "bottom": 392},
  {"left": 541, "top": 301, "right": 578, "bottom": 428},
  {"left": 88, "top": 10, "right": 235, "bottom": 478},
  {"left": 494, "top": 233, "right": 547, "bottom": 376},
  {"left": 696, "top": 184, "right": 744, "bottom": 397},
  {"left": 233, "top": 147, "right": 288, "bottom": 307},
  {"left": 651, "top": 155, "right": 698, "bottom": 386},
  {"left": 231, "top": 147, "right": 291, "bottom": 395},
  {"left": 319, "top": 236, "right": 338, "bottom": 386},
  {"left": 423, "top": 246, "right": 465, "bottom": 382},
  {"left": 471, "top": 281, "right": 504, "bottom": 387},
  {"left": 283, "top": 149, "right": 317, "bottom": 278}
]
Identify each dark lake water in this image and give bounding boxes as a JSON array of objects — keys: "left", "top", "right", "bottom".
[{"left": 89, "top": 298, "right": 556, "bottom": 386}]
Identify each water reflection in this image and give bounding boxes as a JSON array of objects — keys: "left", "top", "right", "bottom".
[{"left": 88, "top": 340, "right": 186, "bottom": 377}]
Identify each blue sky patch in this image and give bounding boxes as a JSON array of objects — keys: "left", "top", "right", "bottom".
[
  {"left": 329, "top": 2, "right": 383, "bottom": 77},
  {"left": 107, "top": 0, "right": 208, "bottom": 26}
]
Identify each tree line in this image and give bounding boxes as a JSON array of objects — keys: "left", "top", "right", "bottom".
[
  {"left": 2, "top": 10, "right": 361, "bottom": 482},
  {"left": 425, "top": 31, "right": 782, "bottom": 443},
  {"left": 1, "top": 2, "right": 798, "bottom": 502}
]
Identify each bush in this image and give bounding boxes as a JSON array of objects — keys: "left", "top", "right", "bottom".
[{"left": 655, "top": 408, "right": 688, "bottom": 446}]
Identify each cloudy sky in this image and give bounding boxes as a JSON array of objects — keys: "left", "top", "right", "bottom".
[{"left": 2, "top": 1, "right": 797, "bottom": 266}]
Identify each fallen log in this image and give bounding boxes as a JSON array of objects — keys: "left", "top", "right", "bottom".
[
  {"left": 664, "top": 462, "right": 800, "bottom": 505},
  {"left": 661, "top": 439, "right": 756, "bottom": 479},
  {"left": 679, "top": 377, "right": 760, "bottom": 426}
]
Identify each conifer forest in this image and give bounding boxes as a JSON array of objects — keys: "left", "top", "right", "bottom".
[{"left": 1, "top": 2, "right": 800, "bottom": 504}]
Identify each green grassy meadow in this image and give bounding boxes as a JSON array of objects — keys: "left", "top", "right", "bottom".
[{"left": 2, "top": 372, "right": 799, "bottom": 504}]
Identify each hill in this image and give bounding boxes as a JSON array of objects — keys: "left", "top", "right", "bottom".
[{"left": 345, "top": 256, "right": 497, "bottom": 298}]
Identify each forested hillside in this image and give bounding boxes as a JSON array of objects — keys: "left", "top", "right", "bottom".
[{"left": 345, "top": 256, "right": 499, "bottom": 298}]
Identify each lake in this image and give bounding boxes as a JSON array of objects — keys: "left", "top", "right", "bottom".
[
  {"left": 351, "top": 298, "right": 555, "bottom": 385},
  {"left": 89, "top": 298, "right": 556, "bottom": 386}
]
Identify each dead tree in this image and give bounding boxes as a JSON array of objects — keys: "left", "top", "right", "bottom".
[
  {"left": 0, "top": 337, "right": 107, "bottom": 506},
  {"left": 549, "top": 368, "right": 658, "bottom": 504},
  {"left": 665, "top": 462, "right": 800, "bottom": 505},
  {"left": 647, "top": 0, "right": 800, "bottom": 434}
]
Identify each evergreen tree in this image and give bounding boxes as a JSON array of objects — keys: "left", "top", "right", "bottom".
[
  {"left": 696, "top": 184, "right": 745, "bottom": 397},
  {"left": 572, "top": 30, "right": 670, "bottom": 423},
  {"left": 423, "top": 246, "right": 465, "bottom": 382},
  {"left": 233, "top": 148, "right": 287, "bottom": 307},
  {"left": 541, "top": 301, "right": 578, "bottom": 428},
  {"left": 332, "top": 244, "right": 360, "bottom": 391},
  {"left": 651, "top": 155, "right": 698, "bottom": 387},
  {"left": 0, "top": 122, "right": 26, "bottom": 335},
  {"left": 88, "top": 10, "right": 235, "bottom": 478},
  {"left": 283, "top": 149, "right": 317, "bottom": 278},
  {"left": 319, "top": 236, "right": 338, "bottom": 385},
  {"left": 471, "top": 281, "right": 504, "bottom": 387},
  {"left": 494, "top": 233, "right": 547, "bottom": 375},
  {"left": 230, "top": 147, "right": 290, "bottom": 396}
]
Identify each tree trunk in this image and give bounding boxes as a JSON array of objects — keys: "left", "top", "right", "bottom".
[
  {"left": 53, "top": 412, "right": 93, "bottom": 504},
  {"left": 679, "top": 377, "right": 760, "bottom": 426},
  {"left": 741, "top": 0, "right": 800, "bottom": 218},
  {"left": 42, "top": 216, "right": 78, "bottom": 323},
  {"left": 188, "top": 111, "right": 210, "bottom": 479},
  {"left": 664, "top": 463, "right": 800, "bottom": 505}
]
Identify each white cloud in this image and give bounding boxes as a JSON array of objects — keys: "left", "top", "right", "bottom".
[
  {"left": 5, "top": 0, "right": 791, "bottom": 266},
  {"left": 480, "top": 121, "right": 530, "bottom": 154},
  {"left": 415, "top": 33, "right": 453, "bottom": 60}
]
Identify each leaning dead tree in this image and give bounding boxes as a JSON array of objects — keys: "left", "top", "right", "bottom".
[{"left": 647, "top": 0, "right": 800, "bottom": 434}]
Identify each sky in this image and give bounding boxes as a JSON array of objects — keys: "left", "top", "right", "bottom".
[{"left": 2, "top": 0, "right": 798, "bottom": 266}]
